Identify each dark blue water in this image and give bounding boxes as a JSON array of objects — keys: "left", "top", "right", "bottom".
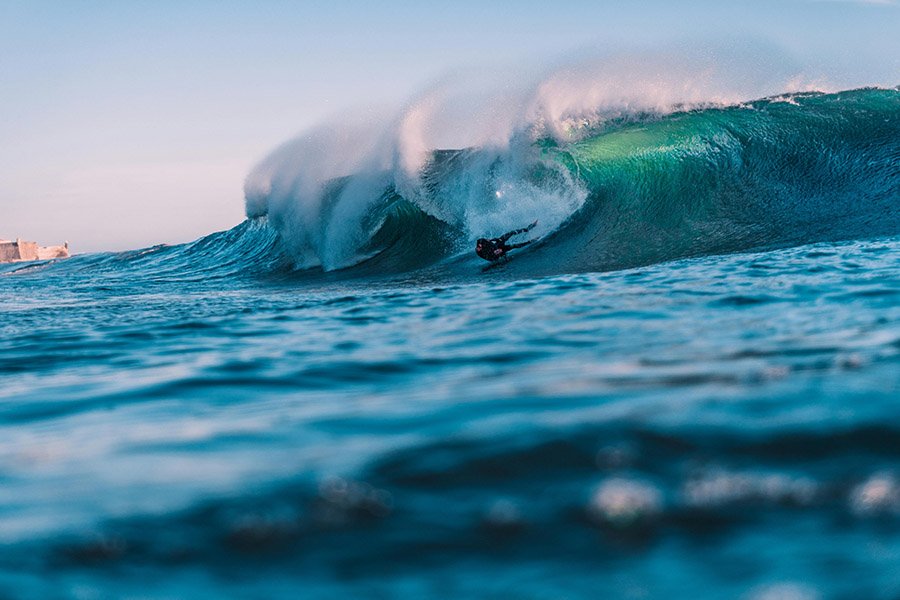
[{"left": 1, "top": 231, "right": 898, "bottom": 599}]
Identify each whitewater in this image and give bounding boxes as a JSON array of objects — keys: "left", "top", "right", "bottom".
[{"left": 0, "top": 51, "right": 898, "bottom": 599}]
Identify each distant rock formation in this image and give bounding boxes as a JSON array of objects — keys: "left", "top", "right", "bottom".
[{"left": 0, "top": 239, "right": 70, "bottom": 263}]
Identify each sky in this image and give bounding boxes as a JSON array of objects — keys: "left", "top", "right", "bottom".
[{"left": 1, "top": 0, "right": 897, "bottom": 252}]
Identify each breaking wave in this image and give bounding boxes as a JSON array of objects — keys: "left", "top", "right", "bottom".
[
  {"left": 245, "top": 86, "right": 899, "bottom": 279},
  {"left": 239, "top": 48, "right": 898, "bottom": 279}
]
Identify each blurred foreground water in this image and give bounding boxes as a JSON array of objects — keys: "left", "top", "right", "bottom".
[{"left": 0, "top": 234, "right": 898, "bottom": 599}]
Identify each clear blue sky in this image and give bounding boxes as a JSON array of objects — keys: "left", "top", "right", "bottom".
[{"left": 1, "top": 0, "right": 897, "bottom": 252}]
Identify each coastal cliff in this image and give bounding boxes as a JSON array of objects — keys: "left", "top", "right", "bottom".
[{"left": 0, "top": 239, "right": 69, "bottom": 263}]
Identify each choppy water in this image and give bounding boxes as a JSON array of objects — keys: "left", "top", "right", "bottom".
[{"left": 1, "top": 232, "right": 898, "bottom": 599}]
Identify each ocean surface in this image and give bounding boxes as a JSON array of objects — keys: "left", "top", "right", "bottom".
[{"left": 1, "top": 88, "right": 899, "bottom": 599}]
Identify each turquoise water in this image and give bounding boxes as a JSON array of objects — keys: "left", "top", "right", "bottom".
[{"left": 1, "top": 88, "right": 898, "bottom": 599}]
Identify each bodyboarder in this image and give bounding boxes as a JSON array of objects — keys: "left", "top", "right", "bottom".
[{"left": 475, "top": 221, "right": 538, "bottom": 263}]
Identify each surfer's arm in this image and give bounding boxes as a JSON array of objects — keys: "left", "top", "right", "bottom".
[
  {"left": 506, "top": 239, "right": 534, "bottom": 250},
  {"left": 498, "top": 222, "right": 537, "bottom": 243}
]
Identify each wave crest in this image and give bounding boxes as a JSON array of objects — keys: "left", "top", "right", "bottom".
[{"left": 244, "top": 46, "right": 899, "bottom": 275}]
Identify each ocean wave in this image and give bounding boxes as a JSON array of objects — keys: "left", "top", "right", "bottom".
[
  {"left": 243, "top": 77, "right": 899, "bottom": 278},
  {"left": 17, "top": 86, "right": 896, "bottom": 283}
]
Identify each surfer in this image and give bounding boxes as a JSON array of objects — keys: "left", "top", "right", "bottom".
[{"left": 475, "top": 221, "right": 538, "bottom": 263}]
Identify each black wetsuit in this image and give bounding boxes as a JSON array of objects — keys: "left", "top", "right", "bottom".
[{"left": 476, "top": 223, "right": 536, "bottom": 262}]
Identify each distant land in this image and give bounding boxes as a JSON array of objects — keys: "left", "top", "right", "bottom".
[{"left": 0, "top": 239, "right": 69, "bottom": 263}]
